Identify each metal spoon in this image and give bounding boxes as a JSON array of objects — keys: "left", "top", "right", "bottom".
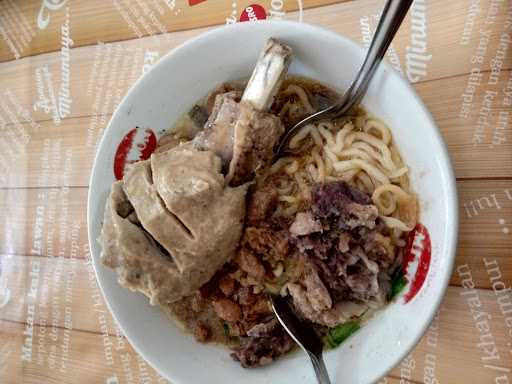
[
  {"left": 276, "top": 0, "right": 414, "bottom": 155},
  {"left": 270, "top": 294, "right": 331, "bottom": 384}
]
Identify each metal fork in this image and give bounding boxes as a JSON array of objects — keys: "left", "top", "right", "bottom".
[
  {"left": 276, "top": 0, "right": 414, "bottom": 156},
  {"left": 270, "top": 294, "right": 331, "bottom": 384}
]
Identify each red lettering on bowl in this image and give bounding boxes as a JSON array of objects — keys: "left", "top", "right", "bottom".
[
  {"left": 402, "top": 223, "right": 432, "bottom": 303},
  {"left": 240, "top": 4, "right": 267, "bottom": 22},
  {"left": 113, "top": 128, "right": 157, "bottom": 180}
]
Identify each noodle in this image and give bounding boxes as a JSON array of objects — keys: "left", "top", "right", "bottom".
[
  {"left": 332, "top": 159, "right": 390, "bottom": 185},
  {"left": 269, "top": 83, "right": 417, "bottom": 241},
  {"left": 345, "top": 132, "right": 395, "bottom": 171},
  {"left": 380, "top": 215, "right": 413, "bottom": 231},
  {"left": 312, "top": 148, "right": 326, "bottom": 183},
  {"left": 331, "top": 122, "right": 354, "bottom": 152},
  {"left": 284, "top": 160, "right": 299, "bottom": 174},
  {"left": 289, "top": 124, "right": 312, "bottom": 149},
  {"left": 363, "top": 118, "right": 392, "bottom": 145}
]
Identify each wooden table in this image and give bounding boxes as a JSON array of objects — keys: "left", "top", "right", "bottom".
[{"left": 0, "top": 0, "right": 511, "bottom": 383}]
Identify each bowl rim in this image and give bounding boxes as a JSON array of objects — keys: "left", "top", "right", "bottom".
[{"left": 87, "top": 19, "right": 458, "bottom": 384}]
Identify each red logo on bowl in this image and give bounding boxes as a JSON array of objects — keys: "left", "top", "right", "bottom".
[
  {"left": 113, "top": 127, "right": 157, "bottom": 180},
  {"left": 188, "top": 0, "right": 207, "bottom": 5},
  {"left": 240, "top": 4, "right": 267, "bottom": 22},
  {"left": 402, "top": 223, "right": 432, "bottom": 303}
]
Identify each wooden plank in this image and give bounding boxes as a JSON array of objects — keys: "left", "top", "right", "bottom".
[
  {"left": 0, "top": 320, "right": 168, "bottom": 384},
  {"left": 0, "top": 69, "right": 510, "bottom": 190},
  {"left": 0, "top": 116, "right": 97, "bottom": 189},
  {"left": 0, "top": 254, "right": 119, "bottom": 334},
  {"left": 1, "top": 179, "right": 511, "bottom": 288},
  {"left": 0, "top": 0, "right": 511, "bottom": 126},
  {"left": 1, "top": 283, "right": 510, "bottom": 384},
  {"left": 0, "top": 188, "right": 89, "bottom": 258},
  {"left": 416, "top": 70, "right": 512, "bottom": 179},
  {"left": 0, "top": 321, "right": 23, "bottom": 384},
  {"left": 387, "top": 286, "right": 512, "bottom": 383},
  {"left": 0, "top": 25, "right": 212, "bottom": 125},
  {"left": 0, "top": 0, "right": 511, "bottom": 383},
  {"left": 0, "top": 0, "right": 343, "bottom": 63},
  {"left": 451, "top": 179, "right": 512, "bottom": 287}
]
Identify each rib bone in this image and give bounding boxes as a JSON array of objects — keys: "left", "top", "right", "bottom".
[
  {"left": 241, "top": 38, "right": 292, "bottom": 111},
  {"left": 193, "top": 38, "right": 292, "bottom": 184}
]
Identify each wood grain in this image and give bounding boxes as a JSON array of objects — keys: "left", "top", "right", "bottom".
[
  {"left": 453, "top": 179, "right": 512, "bottom": 287},
  {"left": 387, "top": 287, "right": 512, "bottom": 384},
  {"left": 0, "top": 0, "right": 509, "bottom": 191},
  {"left": 1, "top": 284, "right": 511, "bottom": 384},
  {"left": 0, "top": 187, "right": 89, "bottom": 258},
  {"left": 0, "top": 0, "right": 343, "bottom": 63},
  {"left": 0, "top": 320, "right": 167, "bottom": 384},
  {"left": 1, "top": 179, "right": 511, "bottom": 289},
  {"left": 0, "top": 0, "right": 510, "bottom": 126},
  {"left": 1, "top": 0, "right": 511, "bottom": 383},
  {"left": 1, "top": 254, "right": 119, "bottom": 334},
  {"left": 0, "top": 70, "right": 510, "bottom": 190}
]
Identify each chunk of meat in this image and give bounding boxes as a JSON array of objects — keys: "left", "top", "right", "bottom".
[
  {"left": 236, "top": 287, "right": 258, "bottom": 306},
  {"left": 243, "top": 226, "right": 290, "bottom": 263},
  {"left": 286, "top": 283, "right": 318, "bottom": 322},
  {"left": 246, "top": 319, "right": 278, "bottom": 337},
  {"left": 235, "top": 248, "right": 266, "bottom": 282},
  {"left": 338, "top": 232, "right": 351, "bottom": 253},
  {"left": 312, "top": 181, "right": 378, "bottom": 229},
  {"left": 231, "top": 326, "right": 295, "bottom": 368},
  {"left": 226, "top": 103, "right": 284, "bottom": 186},
  {"left": 194, "top": 91, "right": 241, "bottom": 168},
  {"left": 246, "top": 185, "right": 279, "bottom": 225},
  {"left": 100, "top": 182, "right": 197, "bottom": 305},
  {"left": 287, "top": 283, "right": 367, "bottom": 327},
  {"left": 364, "top": 231, "right": 395, "bottom": 268},
  {"left": 344, "top": 249, "right": 380, "bottom": 299},
  {"left": 218, "top": 275, "right": 236, "bottom": 297},
  {"left": 243, "top": 295, "right": 272, "bottom": 322},
  {"left": 212, "top": 298, "right": 242, "bottom": 322},
  {"left": 303, "top": 261, "right": 332, "bottom": 312},
  {"left": 287, "top": 181, "right": 390, "bottom": 308},
  {"left": 195, "top": 39, "right": 292, "bottom": 186},
  {"left": 345, "top": 203, "right": 379, "bottom": 229},
  {"left": 194, "top": 323, "right": 211, "bottom": 342},
  {"left": 101, "top": 145, "right": 249, "bottom": 305},
  {"left": 289, "top": 211, "right": 323, "bottom": 236},
  {"left": 293, "top": 230, "right": 338, "bottom": 260},
  {"left": 205, "top": 83, "right": 243, "bottom": 114}
]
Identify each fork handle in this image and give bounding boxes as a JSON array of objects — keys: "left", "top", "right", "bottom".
[
  {"left": 309, "top": 352, "right": 332, "bottom": 384},
  {"left": 275, "top": 0, "right": 413, "bottom": 156},
  {"left": 341, "top": 0, "right": 414, "bottom": 111}
]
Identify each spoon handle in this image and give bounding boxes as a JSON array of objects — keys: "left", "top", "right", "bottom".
[
  {"left": 309, "top": 352, "right": 332, "bottom": 384},
  {"left": 275, "top": 0, "right": 413, "bottom": 156},
  {"left": 341, "top": 0, "right": 413, "bottom": 110}
]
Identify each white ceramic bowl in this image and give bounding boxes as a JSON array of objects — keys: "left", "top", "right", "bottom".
[{"left": 88, "top": 21, "right": 458, "bottom": 384}]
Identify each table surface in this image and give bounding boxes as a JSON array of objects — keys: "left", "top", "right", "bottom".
[{"left": 0, "top": 0, "right": 511, "bottom": 383}]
